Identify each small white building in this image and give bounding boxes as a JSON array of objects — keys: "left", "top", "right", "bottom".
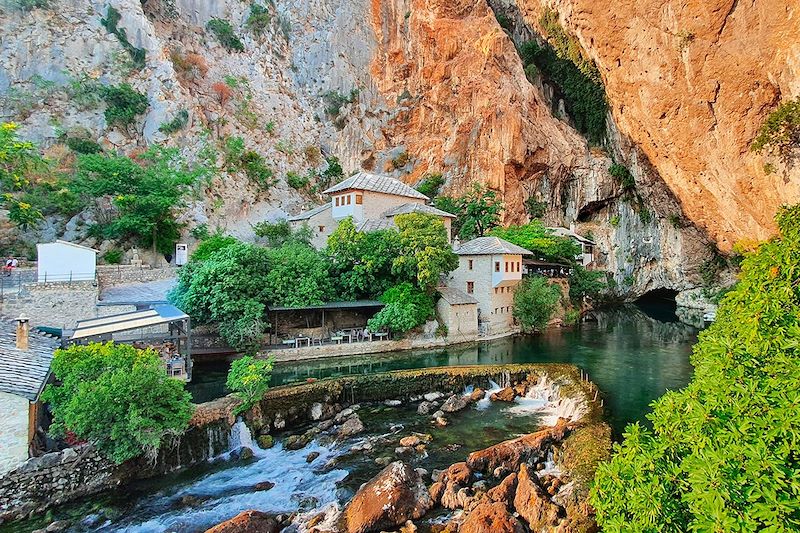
[
  {"left": 0, "top": 316, "right": 57, "bottom": 475},
  {"left": 436, "top": 287, "right": 479, "bottom": 341},
  {"left": 287, "top": 204, "right": 336, "bottom": 250},
  {"left": 547, "top": 227, "right": 596, "bottom": 267},
  {"left": 447, "top": 236, "right": 533, "bottom": 335},
  {"left": 37, "top": 240, "right": 98, "bottom": 283}
]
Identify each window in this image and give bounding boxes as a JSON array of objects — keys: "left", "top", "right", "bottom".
[
  {"left": 346, "top": 194, "right": 351, "bottom": 205},
  {"left": 318, "top": 225, "right": 325, "bottom": 232},
  {"left": 467, "top": 281, "right": 474, "bottom": 294},
  {"left": 494, "top": 287, "right": 498, "bottom": 294},
  {"left": 517, "top": 261, "right": 521, "bottom": 272},
  {"left": 505, "top": 262, "right": 509, "bottom": 272},
  {"left": 355, "top": 193, "right": 363, "bottom": 204},
  {"left": 495, "top": 262, "right": 500, "bottom": 272},
  {"left": 468, "top": 259, "right": 473, "bottom": 270},
  {"left": 335, "top": 197, "right": 340, "bottom": 207}
]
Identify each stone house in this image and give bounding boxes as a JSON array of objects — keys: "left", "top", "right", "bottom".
[
  {"left": 446, "top": 237, "right": 533, "bottom": 335},
  {"left": 0, "top": 316, "right": 58, "bottom": 475},
  {"left": 436, "top": 287, "right": 479, "bottom": 341},
  {"left": 546, "top": 226, "right": 596, "bottom": 267},
  {"left": 36, "top": 240, "right": 98, "bottom": 283},
  {"left": 287, "top": 172, "right": 455, "bottom": 248}
]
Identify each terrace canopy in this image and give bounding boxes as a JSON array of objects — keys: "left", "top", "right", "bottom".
[{"left": 267, "top": 300, "right": 384, "bottom": 343}]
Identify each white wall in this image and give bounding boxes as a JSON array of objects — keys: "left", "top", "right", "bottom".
[
  {"left": 37, "top": 243, "right": 97, "bottom": 283},
  {"left": 0, "top": 392, "right": 30, "bottom": 475},
  {"left": 331, "top": 192, "right": 364, "bottom": 221},
  {"left": 490, "top": 254, "right": 523, "bottom": 287}
]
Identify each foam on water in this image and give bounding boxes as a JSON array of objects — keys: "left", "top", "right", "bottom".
[
  {"left": 476, "top": 379, "right": 503, "bottom": 410},
  {"left": 100, "top": 424, "right": 348, "bottom": 533},
  {"left": 505, "top": 375, "right": 587, "bottom": 425}
]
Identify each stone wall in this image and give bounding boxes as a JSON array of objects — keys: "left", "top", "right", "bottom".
[
  {"left": 0, "top": 281, "right": 98, "bottom": 329},
  {"left": 0, "top": 392, "right": 29, "bottom": 476},
  {"left": 96, "top": 265, "right": 178, "bottom": 289}
]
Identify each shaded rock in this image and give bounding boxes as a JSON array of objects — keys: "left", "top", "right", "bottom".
[
  {"left": 338, "top": 415, "right": 365, "bottom": 438},
  {"left": 335, "top": 408, "right": 355, "bottom": 423},
  {"left": 375, "top": 456, "right": 393, "bottom": 466},
  {"left": 257, "top": 435, "right": 274, "bottom": 449},
  {"left": 318, "top": 419, "right": 335, "bottom": 431},
  {"left": 306, "top": 451, "right": 321, "bottom": 463},
  {"left": 429, "top": 481, "right": 445, "bottom": 503},
  {"left": 254, "top": 481, "right": 275, "bottom": 491},
  {"left": 400, "top": 520, "right": 417, "bottom": 533},
  {"left": 178, "top": 494, "right": 208, "bottom": 507},
  {"left": 460, "top": 502, "right": 525, "bottom": 533},
  {"left": 439, "top": 462, "right": 473, "bottom": 510},
  {"left": 442, "top": 462, "right": 472, "bottom": 485},
  {"left": 467, "top": 419, "right": 572, "bottom": 474},
  {"left": 486, "top": 473, "right": 517, "bottom": 506},
  {"left": 513, "top": 383, "right": 528, "bottom": 397},
  {"left": 45, "top": 520, "right": 71, "bottom": 532},
  {"left": 490, "top": 387, "right": 516, "bottom": 402},
  {"left": 469, "top": 388, "right": 486, "bottom": 402},
  {"left": 341, "top": 461, "right": 434, "bottom": 533},
  {"left": 239, "top": 447, "right": 254, "bottom": 461},
  {"left": 417, "top": 401, "right": 435, "bottom": 415},
  {"left": 424, "top": 392, "right": 444, "bottom": 402},
  {"left": 441, "top": 394, "right": 469, "bottom": 413},
  {"left": 285, "top": 434, "right": 309, "bottom": 451},
  {"left": 395, "top": 446, "right": 413, "bottom": 457},
  {"left": 513, "top": 464, "right": 563, "bottom": 531},
  {"left": 205, "top": 510, "right": 280, "bottom": 533}
]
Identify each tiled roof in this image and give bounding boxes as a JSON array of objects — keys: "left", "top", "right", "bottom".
[
  {"left": 382, "top": 202, "right": 456, "bottom": 218},
  {"left": 454, "top": 236, "right": 533, "bottom": 256},
  {"left": 287, "top": 203, "right": 331, "bottom": 222},
  {"left": 323, "top": 172, "right": 428, "bottom": 200},
  {"left": 0, "top": 318, "right": 58, "bottom": 401},
  {"left": 355, "top": 219, "right": 396, "bottom": 232},
  {"left": 438, "top": 287, "right": 478, "bottom": 305}
]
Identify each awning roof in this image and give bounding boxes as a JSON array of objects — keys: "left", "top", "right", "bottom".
[
  {"left": 268, "top": 300, "right": 384, "bottom": 312},
  {"left": 70, "top": 304, "right": 188, "bottom": 340}
]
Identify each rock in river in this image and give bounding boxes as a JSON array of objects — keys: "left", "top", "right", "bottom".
[
  {"left": 467, "top": 419, "right": 572, "bottom": 474},
  {"left": 460, "top": 502, "right": 526, "bottom": 533},
  {"left": 338, "top": 414, "right": 365, "bottom": 438},
  {"left": 513, "top": 464, "right": 563, "bottom": 531},
  {"left": 205, "top": 510, "right": 280, "bottom": 533},
  {"left": 341, "top": 461, "right": 434, "bottom": 533},
  {"left": 490, "top": 387, "right": 516, "bottom": 402},
  {"left": 441, "top": 394, "right": 470, "bottom": 413}
]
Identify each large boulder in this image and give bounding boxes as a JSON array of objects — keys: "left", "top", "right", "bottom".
[
  {"left": 441, "top": 394, "right": 470, "bottom": 413},
  {"left": 341, "top": 462, "right": 434, "bottom": 533},
  {"left": 338, "top": 415, "right": 365, "bottom": 438},
  {"left": 205, "top": 510, "right": 280, "bottom": 533},
  {"left": 486, "top": 472, "right": 518, "bottom": 507},
  {"left": 490, "top": 387, "right": 516, "bottom": 402},
  {"left": 467, "top": 419, "right": 572, "bottom": 474},
  {"left": 513, "top": 464, "right": 562, "bottom": 531},
  {"left": 460, "top": 502, "right": 526, "bottom": 533},
  {"left": 436, "top": 462, "right": 473, "bottom": 510}
]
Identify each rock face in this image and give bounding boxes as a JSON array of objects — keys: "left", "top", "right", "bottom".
[
  {"left": 467, "top": 419, "right": 572, "bottom": 474},
  {"left": 460, "top": 501, "right": 526, "bottom": 533},
  {"left": 205, "top": 510, "right": 280, "bottom": 533},
  {"left": 342, "top": 461, "right": 434, "bottom": 533},
  {"left": 513, "top": 464, "right": 563, "bottom": 530}
]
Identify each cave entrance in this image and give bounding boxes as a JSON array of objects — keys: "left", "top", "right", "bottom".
[{"left": 635, "top": 288, "right": 679, "bottom": 322}]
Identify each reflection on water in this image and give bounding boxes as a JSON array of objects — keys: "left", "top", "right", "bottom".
[{"left": 189, "top": 305, "right": 697, "bottom": 435}]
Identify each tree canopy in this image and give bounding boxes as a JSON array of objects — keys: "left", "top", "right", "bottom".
[
  {"left": 590, "top": 204, "right": 800, "bottom": 531},
  {"left": 41, "top": 342, "right": 194, "bottom": 464},
  {"left": 489, "top": 220, "right": 581, "bottom": 263},
  {"left": 367, "top": 282, "right": 435, "bottom": 334},
  {"left": 393, "top": 212, "right": 459, "bottom": 293},
  {"left": 512, "top": 276, "right": 562, "bottom": 332},
  {"left": 434, "top": 182, "right": 502, "bottom": 240}
]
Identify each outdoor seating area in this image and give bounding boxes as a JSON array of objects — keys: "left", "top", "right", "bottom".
[{"left": 279, "top": 327, "right": 391, "bottom": 349}]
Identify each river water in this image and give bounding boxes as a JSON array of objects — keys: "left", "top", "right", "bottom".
[{"left": 190, "top": 304, "right": 698, "bottom": 434}]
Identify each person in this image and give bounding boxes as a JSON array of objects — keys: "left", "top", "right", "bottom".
[{"left": 4, "top": 258, "right": 12, "bottom": 276}]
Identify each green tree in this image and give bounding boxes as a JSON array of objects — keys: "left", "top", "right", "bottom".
[
  {"left": 490, "top": 220, "right": 581, "bottom": 263},
  {"left": 226, "top": 355, "right": 274, "bottom": 414},
  {"left": 191, "top": 234, "right": 239, "bottom": 261},
  {"left": 101, "top": 83, "right": 148, "bottom": 130},
  {"left": 3, "top": 195, "right": 43, "bottom": 229},
  {"left": 41, "top": 342, "right": 193, "bottom": 464},
  {"left": 264, "top": 242, "right": 333, "bottom": 307},
  {"left": 590, "top": 204, "right": 800, "bottom": 531},
  {"left": 568, "top": 264, "right": 607, "bottom": 302},
  {"left": 436, "top": 183, "right": 503, "bottom": 240},
  {"left": 0, "top": 122, "right": 47, "bottom": 191},
  {"left": 71, "top": 147, "right": 202, "bottom": 255},
  {"left": 253, "top": 219, "right": 311, "bottom": 247},
  {"left": 393, "top": 212, "right": 459, "bottom": 293},
  {"left": 416, "top": 172, "right": 445, "bottom": 199},
  {"left": 750, "top": 97, "right": 800, "bottom": 160},
  {"left": 513, "top": 276, "right": 561, "bottom": 332},
  {"left": 367, "top": 282, "right": 435, "bottom": 334}
]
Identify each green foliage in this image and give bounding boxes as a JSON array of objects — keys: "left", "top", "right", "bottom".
[
  {"left": 568, "top": 264, "right": 607, "bottom": 302},
  {"left": 436, "top": 182, "right": 502, "bottom": 240},
  {"left": 246, "top": 4, "right": 272, "bottom": 37},
  {"left": 3, "top": 194, "right": 44, "bottom": 229},
  {"left": 101, "top": 6, "right": 146, "bottom": 70},
  {"left": 390, "top": 151, "right": 410, "bottom": 170},
  {"left": 191, "top": 234, "right": 239, "bottom": 261},
  {"left": 525, "top": 196, "right": 547, "bottom": 218},
  {"left": 750, "top": 97, "right": 800, "bottom": 159},
  {"left": 65, "top": 136, "right": 102, "bottom": 154},
  {"left": 103, "top": 249, "right": 123, "bottom": 264},
  {"left": 319, "top": 156, "right": 344, "bottom": 189},
  {"left": 263, "top": 242, "right": 333, "bottom": 307},
  {"left": 563, "top": 308, "right": 581, "bottom": 325},
  {"left": 101, "top": 83, "right": 148, "bottom": 129},
  {"left": 490, "top": 220, "right": 581, "bottom": 263},
  {"left": 0, "top": 122, "right": 46, "bottom": 192},
  {"left": 495, "top": 12, "right": 512, "bottom": 31},
  {"left": 367, "top": 282, "right": 435, "bottom": 334},
  {"left": 190, "top": 223, "right": 210, "bottom": 240},
  {"left": 159, "top": 109, "right": 189, "bottom": 134},
  {"left": 513, "top": 276, "right": 561, "bottom": 332},
  {"left": 668, "top": 213, "right": 682, "bottom": 228},
  {"left": 323, "top": 89, "right": 359, "bottom": 127},
  {"left": 41, "top": 342, "right": 193, "bottom": 464},
  {"left": 223, "top": 137, "right": 276, "bottom": 190},
  {"left": 226, "top": 355, "right": 274, "bottom": 414},
  {"left": 252, "top": 219, "right": 310, "bottom": 247},
  {"left": 71, "top": 148, "right": 202, "bottom": 254},
  {"left": 591, "top": 204, "right": 800, "bottom": 531},
  {"left": 286, "top": 170, "right": 309, "bottom": 189},
  {"left": 393, "top": 213, "right": 459, "bottom": 293},
  {"left": 518, "top": 17, "right": 607, "bottom": 145},
  {"left": 609, "top": 215, "right": 620, "bottom": 227},
  {"left": 608, "top": 163, "right": 635, "bottom": 192},
  {"left": 64, "top": 74, "right": 103, "bottom": 111},
  {"left": 207, "top": 18, "right": 245, "bottom": 52},
  {"left": 416, "top": 172, "right": 445, "bottom": 199}
]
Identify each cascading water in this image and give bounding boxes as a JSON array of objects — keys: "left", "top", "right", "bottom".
[
  {"left": 506, "top": 375, "right": 588, "bottom": 424},
  {"left": 476, "top": 379, "right": 503, "bottom": 410},
  {"left": 227, "top": 419, "right": 255, "bottom": 456}
]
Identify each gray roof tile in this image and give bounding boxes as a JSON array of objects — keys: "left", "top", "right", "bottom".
[
  {"left": 0, "top": 319, "right": 58, "bottom": 401},
  {"left": 323, "top": 172, "right": 428, "bottom": 200},
  {"left": 454, "top": 236, "right": 533, "bottom": 256},
  {"left": 287, "top": 203, "right": 331, "bottom": 222},
  {"left": 382, "top": 202, "right": 456, "bottom": 218},
  {"left": 438, "top": 287, "right": 479, "bottom": 305}
]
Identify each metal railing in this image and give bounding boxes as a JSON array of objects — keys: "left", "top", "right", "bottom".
[{"left": 0, "top": 270, "right": 97, "bottom": 300}]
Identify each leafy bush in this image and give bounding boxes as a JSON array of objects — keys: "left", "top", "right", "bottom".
[
  {"left": 367, "top": 283, "right": 435, "bottom": 334},
  {"left": 65, "top": 136, "right": 102, "bottom": 154},
  {"left": 568, "top": 264, "right": 607, "bottom": 302},
  {"left": 41, "top": 342, "right": 193, "bottom": 464},
  {"left": 253, "top": 219, "right": 311, "bottom": 247},
  {"left": 435, "top": 182, "right": 503, "bottom": 240},
  {"left": 525, "top": 196, "right": 547, "bottom": 218},
  {"left": 591, "top": 204, "right": 800, "bottom": 531},
  {"left": 495, "top": 12, "right": 512, "bottom": 31},
  {"left": 416, "top": 172, "right": 445, "bottom": 199},
  {"left": 609, "top": 215, "right": 620, "bottom": 227},
  {"left": 393, "top": 213, "right": 459, "bottom": 293},
  {"left": 170, "top": 51, "right": 208, "bottom": 82},
  {"left": 101, "top": 83, "right": 148, "bottom": 129},
  {"left": 190, "top": 223, "right": 210, "bottom": 241},
  {"left": 159, "top": 109, "right": 189, "bottom": 134},
  {"left": 226, "top": 355, "right": 274, "bottom": 414},
  {"left": 608, "top": 163, "right": 635, "bottom": 191},
  {"left": 319, "top": 156, "right": 344, "bottom": 189},
  {"left": 206, "top": 18, "right": 245, "bottom": 52},
  {"left": 390, "top": 151, "right": 410, "bottom": 170},
  {"left": 191, "top": 234, "right": 239, "bottom": 261},
  {"left": 66, "top": 74, "right": 104, "bottom": 110},
  {"left": 3, "top": 195, "right": 43, "bottom": 229},
  {"left": 0, "top": 122, "right": 47, "bottom": 192},
  {"left": 323, "top": 89, "right": 359, "bottom": 127},
  {"left": 286, "top": 170, "right": 309, "bottom": 189},
  {"left": 750, "top": 97, "right": 800, "bottom": 160},
  {"left": 245, "top": 3, "right": 271, "bottom": 37},
  {"left": 211, "top": 81, "right": 234, "bottom": 106},
  {"left": 240, "top": 150, "right": 275, "bottom": 189},
  {"left": 103, "top": 249, "right": 123, "bottom": 264},
  {"left": 101, "top": 6, "right": 146, "bottom": 70},
  {"left": 513, "top": 276, "right": 561, "bottom": 332}
]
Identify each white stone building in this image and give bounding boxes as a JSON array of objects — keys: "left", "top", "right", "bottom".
[
  {"left": 0, "top": 316, "right": 57, "bottom": 475},
  {"left": 436, "top": 287, "right": 479, "bottom": 341},
  {"left": 547, "top": 226, "right": 596, "bottom": 267},
  {"left": 287, "top": 172, "right": 455, "bottom": 248},
  {"left": 445, "top": 237, "right": 533, "bottom": 335},
  {"left": 36, "top": 240, "right": 99, "bottom": 283}
]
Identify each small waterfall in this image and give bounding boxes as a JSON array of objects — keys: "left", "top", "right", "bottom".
[
  {"left": 506, "top": 375, "right": 587, "bottom": 424},
  {"left": 536, "top": 449, "right": 561, "bottom": 477},
  {"left": 477, "top": 379, "right": 503, "bottom": 410},
  {"left": 228, "top": 420, "right": 255, "bottom": 452}
]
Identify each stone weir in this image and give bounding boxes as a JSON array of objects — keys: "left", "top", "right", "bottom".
[{"left": 0, "top": 364, "right": 605, "bottom": 523}]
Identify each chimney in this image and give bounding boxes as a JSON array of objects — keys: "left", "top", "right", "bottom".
[
  {"left": 16, "top": 314, "right": 29, "bottom": 351},
  {"left": 569, "top": 221, "right": 576, "bottom": 233}
]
